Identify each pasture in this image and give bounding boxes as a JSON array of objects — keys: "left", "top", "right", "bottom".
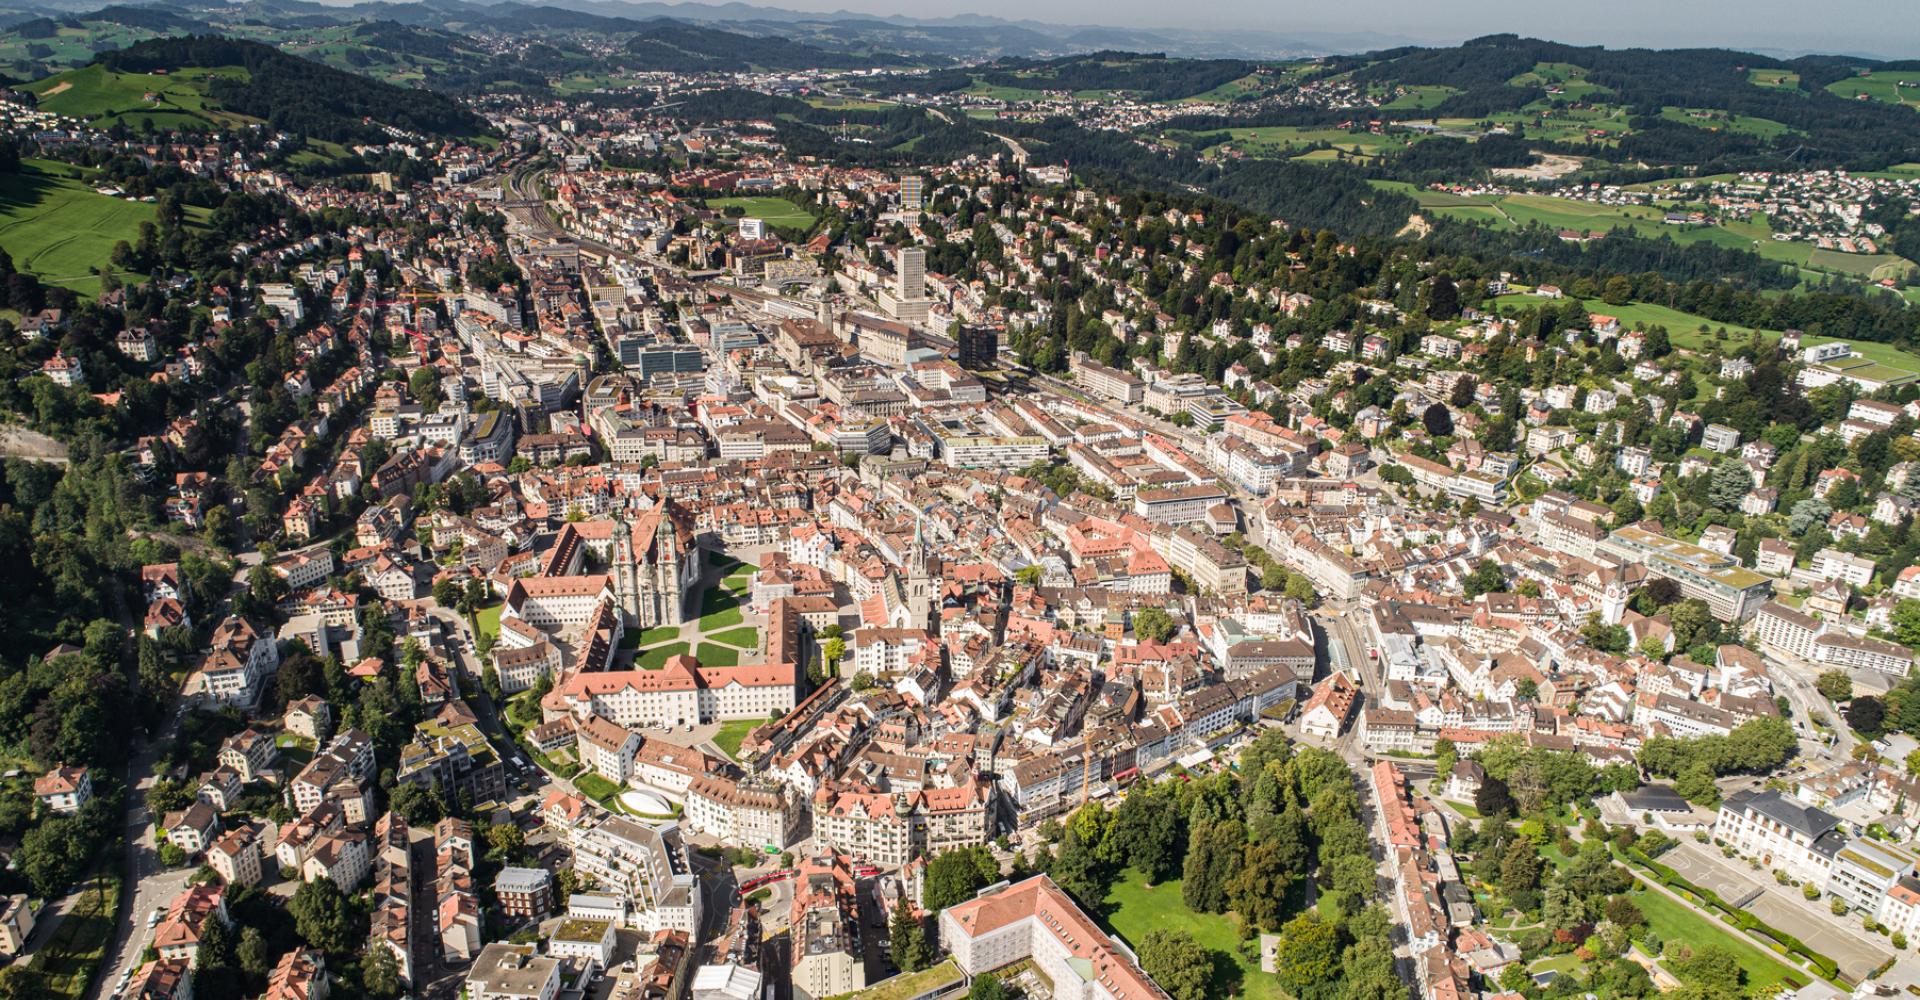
[{"left": 0, "top": 158, "right": 160, "bottom": 296}]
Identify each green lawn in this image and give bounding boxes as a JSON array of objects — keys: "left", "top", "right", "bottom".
[
  {"left": 1628, "top": 881, "right": 1805, "bottom": 991},
  {"left": 636, "top": 642, "right": 690, "bottom": 669},
  {"left": 695, "top": 643, "right": 740, "bottom": 667},
  {"left": 713, "top": 715, "right": 777, "bottom": 759},
  {"left": 474, "top": 603, "right": 502, "bottom": 647},
  {"left": 705, "top": 196, "right": 814, "bottom": 231},
  {"left": 0, "top": 158, "right": 164, "bottom": 297},
  {"left": 1102, "top": 868, "right": 1280, "bottom": 1000},
  {"left": 620, "top": 625, "right": 680, "bottom": 650},
  {"left": 707, "top": 626, "right": 760, "bottom": 649},
  {"left": 33, "top": 873, "right": 121, "bottom": 1000},
  {"left": 573, "top": 772, "right": 620, "bottom": 805},
  {"left": 699, "top": 607, "right": 743, "bottom": 630}
]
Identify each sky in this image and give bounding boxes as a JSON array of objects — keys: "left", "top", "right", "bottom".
[{"left": 758, "top": 0, "right": 1920, "bottom": 58}]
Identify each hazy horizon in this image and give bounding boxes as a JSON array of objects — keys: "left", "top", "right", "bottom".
[{"left": 619, "top": 0, "right": 1920, "bottom": 59}]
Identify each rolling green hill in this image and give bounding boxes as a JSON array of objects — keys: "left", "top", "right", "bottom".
[
  {"left": 21, "top": 62, "right": 253, "bottom": 130},
  {"left": 0, "top": 158, "right": 167, "bottom": 297},
  {"left": 89, "top": 36, "right": 491, "bottom": 144}
]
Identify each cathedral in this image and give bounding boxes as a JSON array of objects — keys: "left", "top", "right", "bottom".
[{"left": 610, "top": 502, "right": 701, "bottom": 630}]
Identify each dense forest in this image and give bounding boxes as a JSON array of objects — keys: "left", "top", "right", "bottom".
[
  {"left": 99, "top": 36, "right": 491, "bottom": 143},
  {"left": 869, "top": 52, "right": 1255, "bottom": 102}
]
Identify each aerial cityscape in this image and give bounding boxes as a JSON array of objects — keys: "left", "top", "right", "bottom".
[{"left": 0, "top": 4, "right": 1916, "bottom": 1000}]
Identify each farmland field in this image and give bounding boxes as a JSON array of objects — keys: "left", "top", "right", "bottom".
[
  {"left": 0, "top": 158, "right": 161, "bottom": 296},
  {"left": 1748, "top": 68, "right": 1800, "bottom": 89},
  {"left": 1657, "top": 106, "right": 1798, "bottom": 139},
  {"left": 1206, "top": 125, "right": 1415, "bottom": 158},
  {"left": 1825, "top": 70, "right": 1920, "bottom": 107}
]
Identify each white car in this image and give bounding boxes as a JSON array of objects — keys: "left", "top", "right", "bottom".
[{"left": 148, "top": 907, "right": 165, "bottom": 927}]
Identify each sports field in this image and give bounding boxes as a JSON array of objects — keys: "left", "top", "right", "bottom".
[
  {"left": 0, "top": 158, "right": 159, "bottom": 296},
  {"left": 706, "top": 196, "right": 814, "bottom": 231}
]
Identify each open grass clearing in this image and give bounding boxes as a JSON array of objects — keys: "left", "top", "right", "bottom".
[
  {"left": 1101, "top": 867, "right": 1280, "bottom": 1000},
  {"left": 1825, "top": 70, "right": 1920, "bottom": 107}
]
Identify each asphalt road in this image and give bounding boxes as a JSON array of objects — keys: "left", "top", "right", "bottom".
[{"left": 86, "top": 710, "right": 190, "bottom": 1000}]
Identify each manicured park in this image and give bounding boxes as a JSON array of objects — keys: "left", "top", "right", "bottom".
[{"left": 1626, "top": 879, "right": 1805, "bottom": 991}]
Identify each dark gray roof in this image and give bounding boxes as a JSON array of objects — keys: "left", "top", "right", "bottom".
[
  {"left": 1727, "top": 789, "right": 1841, "bottom": 841},
  {"left": 1621, "top": 784, "right": 1691, "bottom": 814}
]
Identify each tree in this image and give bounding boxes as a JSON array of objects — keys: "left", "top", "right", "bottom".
[
  {"left": 362, "top": 941, "right": 404, "bottom": 999},
  {"left": 485, "top": 822, "right": 525, "bottom": 862},
  {"left": 1848, "top": 696, "right": 1887, "bottom": 737},
  {"left": 1893, "top": 599, "right": 1920, "bottom": 648},
  {"left": 1272, "top": 912, "right": 1343, "bottom": 1000},
  {"left": 389, "top": 782, "right": 443, "bottom": 824},
  {"left": 925, "top": 848, "right": 995, "bottom": 912},
  {"left": 1605, "top": 896, "right": 1645, "bottom": 930},
  {"left": 1422, "top": 404, "right": 1453, "bottom": 437},
  {"left": 1137, "top": 929, "right": 1211, "bottom": 1000},
  {"left": 1228, "top": 841, "right": 1296, "bottom": 932},
  {"left": 1181, "top": 817, "right": 1242, "bottom": 913},
  {"left": 1050, "top": 823, "right": 1109, "bottom": 907},
  {"left": 1670, "top": 945, "right": 1744, "bottom": 997},
  {"left": 1112, "top": 785, "right": 1185, "bottom": 882},
  {"left": 889, "top": 898, "right": 932, "bottom": 973},
  {"left": 1133, "top": 607, "right": 1176, "bottom": 642},
  {"left": 1498, "top": 839, "right": 1543, "bottom": 912},
  {"left": 1708, "top": 458, "right": 1750, "bottom": 509},
  {"left": 1816, "top": 670, "right": 1853, "bottom": 703},
  {"left": 1475, "top": 775, "right": 1515, "bottom": 818},
  {"left": 288, "top": 877, "right": 358, "bottom": 954},
  {"left": 237, "top": 925, "right": 272, "bottom": 977},
  {"left": 1464, "top": 560, "right": 1504, "bottom": 597},
  {"left": 19, "top": 816, "right": 90, "bottom": 896},
  {"left": 969, "top": 977, "right": 1010, "bottom": 1000}
]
